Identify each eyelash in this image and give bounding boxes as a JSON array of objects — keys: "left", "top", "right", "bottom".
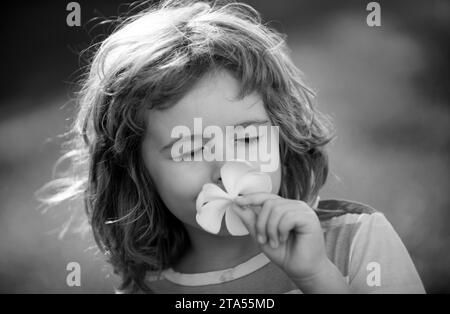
[
  {"left": 182, "top": 137, "right": 260, "bottom": 157},
  {"left": 237, "top": 136, "right": 260, "bottom": 144}
]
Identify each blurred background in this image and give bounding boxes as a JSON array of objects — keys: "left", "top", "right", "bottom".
[{"left": 0, "top": 0, "right": 448, "bottom": 293}]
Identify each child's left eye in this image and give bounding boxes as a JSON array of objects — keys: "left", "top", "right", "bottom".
[{"left": 236, "top": 137, "right": 259, "bottom": 144}]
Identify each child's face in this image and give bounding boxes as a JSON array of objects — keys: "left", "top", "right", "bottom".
[{"left": 141, "top": 69, "right": 281, "bottom": 235}]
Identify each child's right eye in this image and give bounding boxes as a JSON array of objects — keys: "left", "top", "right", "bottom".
[{"left": 182, "top": 147, "right": 203, "bottom": 159}]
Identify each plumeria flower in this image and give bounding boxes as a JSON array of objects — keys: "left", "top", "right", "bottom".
[{"left": 196, "top": 160, "right": 272, "bottom": 236}]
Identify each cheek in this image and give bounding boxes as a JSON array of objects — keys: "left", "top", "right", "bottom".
[
  {"left": 142, "top": 142, "right": 204, "bottom": 200},
  {"left": 269, "top": 165, "right": 282, "bottom": 195},
  {"left": 145, "top": 159, "right": 209, "bottom": 222},
  {"left": 161, "top": 164, "right": 203, "bottom": 200}
]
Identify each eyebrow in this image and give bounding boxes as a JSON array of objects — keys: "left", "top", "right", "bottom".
[
  {"left": 160, "top": 119, "right": 270, "bottom": 152},
  {"left": 234, "top": 119, "right": 269, "bottom": 128}
]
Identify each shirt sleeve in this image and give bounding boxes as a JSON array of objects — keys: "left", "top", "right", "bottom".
[{"left": 347, "top": 212, "right": 426, "bottom": 293}]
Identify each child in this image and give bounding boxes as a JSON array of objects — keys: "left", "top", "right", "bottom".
[{"left": 39, "top": 0, "right": 425, "bottom": 293}]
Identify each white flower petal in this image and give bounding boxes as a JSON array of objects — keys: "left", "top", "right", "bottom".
[
  {"left": 195, "top": 199, "right": 230, "bottom": 234},
  {"left": 195, "top": 161, "right": 272, "bottom": 236},
  {"left": 225, "top": 207, "right": 249, "bottom": 236},
  {"left": 220, "top": 160, "right": 256, "bottom": 195},
  {"left": 196, "top": 183, "right": 230, "bottom": 211},
  {"left": 234, "top": 171, "right": 272, "bottom": 196}
]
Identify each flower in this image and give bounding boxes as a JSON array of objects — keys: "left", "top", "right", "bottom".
[{"left": 195, "top": 160, "right": 272, "bottom": 236}]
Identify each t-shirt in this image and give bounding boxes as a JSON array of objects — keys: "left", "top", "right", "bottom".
[{"left": 135, "top": 199, "right": 426, "bottom": 293}]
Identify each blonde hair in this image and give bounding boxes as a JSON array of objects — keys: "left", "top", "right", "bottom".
[{"left": 37, "top": 0, "right": 334, "bottom": 292}]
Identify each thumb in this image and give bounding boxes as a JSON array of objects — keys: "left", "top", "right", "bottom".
[{"left": 231, "top": 203, "right": 257, "bottom": 238}]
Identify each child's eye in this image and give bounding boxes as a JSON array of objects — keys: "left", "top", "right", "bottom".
[
  {"left": 183, "top": 147, "right": 203, "bottom": 159},
  {"left": 236, "top": 137, "right": 259, "bottom": 144}
]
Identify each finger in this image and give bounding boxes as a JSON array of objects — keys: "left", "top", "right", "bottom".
[
  {"left": 230, "top": 204, "right": 257, "bottom": 238},
  {"left": 266, "top": 206, "right": 290, "bottom": 249},
  {"left": 255, "top": 200, "right": 275, "bottom": 244},
  {"left": 278, "top": 209, "right": 315, "bottom": 239},
  {"left": 235, "top": 192, "right": 281, "bottom": 207},
  {"left": 278, "top": 210, "right": 298, "bottom": 243}
]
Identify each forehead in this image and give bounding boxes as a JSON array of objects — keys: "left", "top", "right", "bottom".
[{"left": 144, "top": 70, "right": 268, "bottom": 144}]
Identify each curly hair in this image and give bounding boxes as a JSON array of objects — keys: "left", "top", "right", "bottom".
[{"left": 36, "top": 0, "right": 335, "bottom": 293}]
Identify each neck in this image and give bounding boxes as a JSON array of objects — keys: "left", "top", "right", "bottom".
[{"left": 173, "top": 223, "right": 262, "bottom": 273}]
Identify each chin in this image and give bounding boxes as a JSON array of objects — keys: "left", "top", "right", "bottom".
[{"left": 216, "top": 223, "right": 250, "bottom": 237}]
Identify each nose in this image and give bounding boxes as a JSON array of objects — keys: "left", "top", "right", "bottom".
[{"left": 211, "top": 160, "right": 226, "bottom": 190}]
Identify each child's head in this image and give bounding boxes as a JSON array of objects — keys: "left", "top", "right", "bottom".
[
  {"left": 142, "top": 68, "right": 283, "bottom": 235},
  {"left": 39, "top": 0, "right": 333, "bottom": 292}
]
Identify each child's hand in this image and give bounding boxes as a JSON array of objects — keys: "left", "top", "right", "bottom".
[{"left": 232, "top": 193, "right": 349, "bottom": 293}]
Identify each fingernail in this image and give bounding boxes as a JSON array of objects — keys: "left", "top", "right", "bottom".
[
  {"left": 270, "top": 239, "right": 278, "bottom": 249},
  {"left": 257, "top": 234, "right": 266, "bottom": 244}
]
